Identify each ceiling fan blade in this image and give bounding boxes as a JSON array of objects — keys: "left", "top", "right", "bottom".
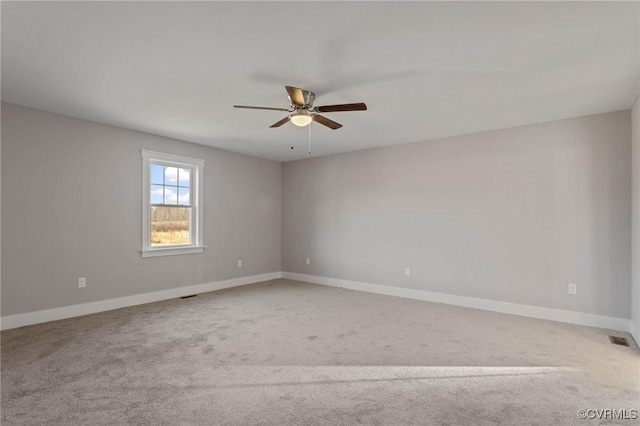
[
  {"left": 269, "top": 116, "right": 290, "bottom": 128},
  {"left": 313, "top": 115, "right": 343, "bottom": 130},
  {"left": 234, "top": 105, "right": 291, "bottom": 112},
  {"left": 314, "top": 103, "right": 367, "bottom": 113},
  {"left": 285, "top": 86, "right": 306, "bottom": 107}
]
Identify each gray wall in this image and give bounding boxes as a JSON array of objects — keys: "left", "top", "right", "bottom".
[
  {"left": 1, "top": 103, "right": 281, "bottom": 316},
  {"left": 282, "top": 111, "right": 632, "bottom": 318},
  {"left": 632, "top": 97, "right": 640, "bottom": 331},
  {"left": 2, "top": 103, "right": 634, "bottom": 321}
]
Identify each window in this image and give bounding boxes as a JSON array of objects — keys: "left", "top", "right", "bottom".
[{"left": 141, "top": 150, "right": 205, "bottom": 257}]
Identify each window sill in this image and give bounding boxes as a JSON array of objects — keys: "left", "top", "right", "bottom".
[{"left": 140, "top": 246, "right": 206, "bottom": 258}]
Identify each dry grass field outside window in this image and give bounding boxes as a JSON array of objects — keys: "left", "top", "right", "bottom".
[{"left": 150, "top": 206, "right": 190, "bottom": 246}]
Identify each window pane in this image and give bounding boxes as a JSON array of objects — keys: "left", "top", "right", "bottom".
[
  {"left": 150, "top": 185, "right": 164, "bottom": 204},
  {"left": 150, "top": 207, "right": 191, "bottom": 247},
  {"left": 178, "top": 187, "right": 190, "bottom": 206},
  {"left": 150, "top": 164, "right": 164, "bottom": 184},
  {"left": 164, "top": 186, "right": 178, "bottom": 205},
  {"left": 164, "top": 167, "right": 178, "bottom": 184},
  {"left": 178, "top": 168, "right": 191, "bottom": 187}
]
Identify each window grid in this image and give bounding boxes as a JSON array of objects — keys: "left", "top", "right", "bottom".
[{"left": 150, "top": 163, "right": 193, "bottom": 208}]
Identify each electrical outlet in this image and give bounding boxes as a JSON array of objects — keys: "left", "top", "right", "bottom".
[
  {"left": 78, "top": 277, "right": 86, "bottom": 288},
  {"left": 306, "top": 258, "right": 311, "bottom": 266},
  {"left": 568, "top": 283, "right": 577, "bottom": 295},
  {"left": 404, "top": 267, "right": 411, "bottom": 277},
  {"left": 237, "top": 260, "right": 243, "bottom": 268}
]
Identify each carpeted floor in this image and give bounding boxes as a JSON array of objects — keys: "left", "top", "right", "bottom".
[{"left": 1, "top": 279, "right": 639, "bottom": 425}]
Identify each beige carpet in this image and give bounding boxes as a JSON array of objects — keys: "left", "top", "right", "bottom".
[{"left": 2, "top": 279, "right": 639, "bottom": 425}]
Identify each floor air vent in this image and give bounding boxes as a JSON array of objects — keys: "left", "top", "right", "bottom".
[
  {"left": 180, "top": 295, "right": 197, "bottom": 299},
  {"left": 609, "top": 336, "right": 629, "bottom": 346}
]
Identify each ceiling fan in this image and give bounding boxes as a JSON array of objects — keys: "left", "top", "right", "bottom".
[{"left": 234, "top": 86, "right": 367, "bottom": 130}]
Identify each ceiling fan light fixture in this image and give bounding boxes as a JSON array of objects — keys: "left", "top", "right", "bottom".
[{"left": 290, "top": 111, "right": 312, "bottom": 127}]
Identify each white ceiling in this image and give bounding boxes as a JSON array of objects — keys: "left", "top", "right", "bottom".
[{"left": 2, "top": 2, "right": 639, "bottom": 162}]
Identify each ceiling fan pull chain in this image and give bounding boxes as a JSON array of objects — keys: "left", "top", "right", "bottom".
[
  {"left": 290, "top": 123, "right": 294, "bottom": 151},
  {"left": 308, "top": 122, "right": 312, "bottom": 155}
]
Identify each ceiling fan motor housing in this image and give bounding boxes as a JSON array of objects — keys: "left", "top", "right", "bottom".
[{"left": 290, "top": 90, "right": 315, "bottom": 110}]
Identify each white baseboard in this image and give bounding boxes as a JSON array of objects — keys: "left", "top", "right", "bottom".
[
  {"left": 629, "top": 321, "right": 640, "bottom": 346},
  {"left": 0, "top": 272, "right": 282, "bottom": 331},
  {"left": 282, "top": 272, "right": 630, "bottom": 333},
  {"left": 3, "top": 271, "right": 632, "bottom": 336}
]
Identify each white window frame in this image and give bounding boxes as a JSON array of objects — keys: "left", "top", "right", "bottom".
[{"left": 141, "top": 150, "right": 205, "bottom": 258}]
